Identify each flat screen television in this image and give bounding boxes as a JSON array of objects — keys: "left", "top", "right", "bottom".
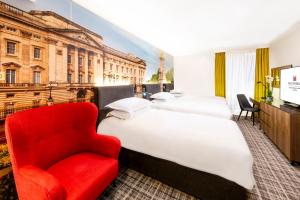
[{"left": 280, "top": 67, "right": 300, "bottom": 106}]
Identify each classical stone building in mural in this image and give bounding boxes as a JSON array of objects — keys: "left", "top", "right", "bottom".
[{"left": 0, "top": 2, "right": 146, "bottom": 116}]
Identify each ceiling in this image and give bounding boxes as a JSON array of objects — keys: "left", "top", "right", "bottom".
[{"left": 73, "top": 0, "right": 300, "bottom": 56}]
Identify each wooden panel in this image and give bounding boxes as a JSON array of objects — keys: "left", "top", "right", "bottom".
[
  {"left": 291, "top": 113, "right": 300, "bottom": 161},
  {"left": 276, "top": 110, "right": 291, "bottom": 159}
]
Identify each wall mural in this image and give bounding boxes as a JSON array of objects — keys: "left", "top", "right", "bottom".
[{"left": 0, "top": 0, "right": 174, "bottom": 122}]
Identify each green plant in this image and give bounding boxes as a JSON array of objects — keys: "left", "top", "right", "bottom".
[{"left": 267, "top": 90, "right": 273, "bottom": 98}]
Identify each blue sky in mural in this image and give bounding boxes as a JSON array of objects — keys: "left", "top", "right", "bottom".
[{"left": 4, "top": 0, "right": 174, "bottom": 81}]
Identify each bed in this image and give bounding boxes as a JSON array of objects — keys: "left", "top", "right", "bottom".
[
  {"left": 94, "top": 85, "right": 255, "bottom": 200},
  {"left": 142, "top": 84, "right": 233, "bottom": 119}
]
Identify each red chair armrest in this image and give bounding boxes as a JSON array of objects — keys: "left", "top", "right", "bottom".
[
  {"left": 18, "top": 165, "right": 66, "bottom": 200},
  {"left": 89, "top": 134, "right": 121, "bottom": 159}
]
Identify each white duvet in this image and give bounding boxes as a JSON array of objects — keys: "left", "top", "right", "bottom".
[
  {"left": 97, "top": 109, "right": 255, "bottom": 190},
  {"left": 152, "top": 95, "right": 233, "bottom": 119}
]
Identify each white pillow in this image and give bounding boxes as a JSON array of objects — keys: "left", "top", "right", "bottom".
[
  {"left": 170, "top": 89, "right": 184, "bottom": 94},
  {"left": 105, "top": 97, "right": 151, "bottom": 113},
  {"left": 107, "top": 108, "right": 148, "bottom": 120},
  {"left": 150, "top": 92, "right": 175, "bottom": 100}
]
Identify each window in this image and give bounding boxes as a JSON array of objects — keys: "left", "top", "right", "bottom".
[
  {"left": 88, "top": 75, "right": 92, "bottom": 83},
  {"left": 6, "top": 69, "right": 16, "bottom": 84},
  {"left": 67, "top": 73, "right": 72, "bottom": 83},
  {"left": 88, "top": 59, "right": 92, "bottom": 67},
  {"left": 33, "top": 71, "right": 41, "bottom": 84},
  {"left": 7, "top": 41, "right": 16, "bottom": 55},
  {"left": 126, "top": 68, "right": 128, "bottom": 73},
  {"left": 116, "top": 65, "right": 119, "bottom": 72},
  {"left": 78, "top": 74, "right": 83, "bottom": 83},
  {"left": 79, "top": 57, "right": 83, "bottom": 66},
  {"left": 225, "top": 52, "right": 256, "bottom": 114},
  {"left": 110, "top": 64, "right": 113, "bottom": 71},
  {"left": 67, "top": 55, "right": 72, "bottom": 64},
  {"left": 34, "top": 47, "right": 41, "bottom": 59},
  {"left": 122, "top": 66, "right": 124, "bottom": 72}
]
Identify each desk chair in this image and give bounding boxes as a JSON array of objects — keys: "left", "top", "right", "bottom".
[{"left": 237, "top": 94, "right": 260, "bottom": 125}]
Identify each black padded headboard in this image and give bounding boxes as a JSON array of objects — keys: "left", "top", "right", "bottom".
[
  {"left": 94, "top": 85, "right": 135, "bottom": 109},
  {"left": 142, "top": 84, "right": 161, "bottom": 95},
  {"left": 163, "top": 83, "right": 174, "bottom": 92}
]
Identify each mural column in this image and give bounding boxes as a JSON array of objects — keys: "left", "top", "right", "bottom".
[
  {"left": 85, "top": 50, "right": 89, "bottom": 83},
  {"left": 94, "top": 53, "right": 103, "bottom": 85},
  {"left": 159, "top": 51, "right": 165, "bottom": 91},
  {"left": 74, "top": 47, "right": 78, "bottom": 83},
  {"left": 47, "top": 38, "right": 57, "bottom": 82},
  {"left": 61, "top": 43, "right": 68, "bottom": 83}
]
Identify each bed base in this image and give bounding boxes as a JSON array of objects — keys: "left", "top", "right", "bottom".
[{"left": 119, "top": 148, "right": 248, "bottom": 200}]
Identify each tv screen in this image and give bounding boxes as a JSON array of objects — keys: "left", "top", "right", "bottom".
[{"left": 280, "top": 67, "right": 300, "bottom": 105}]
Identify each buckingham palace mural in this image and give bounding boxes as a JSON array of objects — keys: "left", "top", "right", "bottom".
[{"left": 0, "top": 1, "right": 174, "bottom": 119}]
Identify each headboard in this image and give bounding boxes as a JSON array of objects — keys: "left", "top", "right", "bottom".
[
  {"left": 163, "top": 83, "right": 174, "bottom": 92},
  {"left": 94, "top": 85, "right": 135, "bottom": 122},
  {"left": 142, "top": 84, "right": 161, "bottom": 95}
]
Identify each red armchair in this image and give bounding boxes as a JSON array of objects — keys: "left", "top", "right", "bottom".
[{"left": 5, "top": 102, "right": 121, "bottom": 200}]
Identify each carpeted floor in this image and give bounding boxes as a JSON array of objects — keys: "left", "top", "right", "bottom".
[{"left": 98, "top": 119, "right": 300, "bottom": 200}]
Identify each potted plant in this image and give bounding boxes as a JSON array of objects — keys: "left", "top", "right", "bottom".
[{"left": 265, "top": 75, "right": 274, "bottom": 103}]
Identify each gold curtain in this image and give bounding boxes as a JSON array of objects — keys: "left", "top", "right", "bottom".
[
  {"left": 254, "top": 48, "right": 269, "bottom": 100},
  {"left": 215, "top": 52, "right": 226, "bottom": 97}
]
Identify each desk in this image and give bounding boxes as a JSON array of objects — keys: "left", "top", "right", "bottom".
[{"left": 249, "top": 98, "right": 300, "bottom": 164}]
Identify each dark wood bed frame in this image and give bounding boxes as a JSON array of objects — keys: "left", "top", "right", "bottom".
[{"left": 94, "top": 85, "right": 248, "bottom": 200}]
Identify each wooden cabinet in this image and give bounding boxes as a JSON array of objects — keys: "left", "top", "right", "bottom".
[{"left": 260, "top": 102, "right": 300, "bottom": 163}]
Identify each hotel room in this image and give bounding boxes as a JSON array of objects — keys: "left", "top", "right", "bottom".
[{"left": 0, "top": 0, "right": 299, "bottom": 199}]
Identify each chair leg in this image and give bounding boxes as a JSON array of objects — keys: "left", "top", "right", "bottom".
[
  {"left": 237, "top": 111, "right": 242, "bottom": 121},
  {"left": 252, "top": 112, "right": 255, "bottom": 126},
  {"left": 245, "top": 111, "right": 248, "bottom": 119}
]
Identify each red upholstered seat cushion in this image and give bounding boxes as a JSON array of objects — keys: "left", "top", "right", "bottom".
[{"left": 47, "top": 153, "right": 118, "bottom": 200}]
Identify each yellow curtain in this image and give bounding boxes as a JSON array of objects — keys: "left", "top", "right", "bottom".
[
  {"left": 254, "top": 48, "right": 269, "bottom": 101},
  {"left": 215, "top": 52, "right": 226, "bottom": 97}
]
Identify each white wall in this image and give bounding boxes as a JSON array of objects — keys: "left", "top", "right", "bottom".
[
  {"left": 270, "top": 23, "right": 300, "bottom": 68},
  {"left": 174, "top": 52, "right": 215, "bottom": 96},
  {"left": 269, "top": 22, "right": 300, "bottom": 100}
]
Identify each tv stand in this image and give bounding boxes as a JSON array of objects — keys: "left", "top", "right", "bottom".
[{"left": 260, "top": 101, "right": 300, "bottom": 164}]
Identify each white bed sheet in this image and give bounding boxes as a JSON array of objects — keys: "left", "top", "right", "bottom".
[
  {"left": 152, "top": 95, "right": 233, "bottom": 119},
  {"left": 97, "top": 109, "right": 255, "bottom": 190}
]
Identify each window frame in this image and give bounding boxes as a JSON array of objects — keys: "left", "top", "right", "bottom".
[
  {"left": 7, "top": 41, "right": 16, "bottom": 55},
  {"left": 6, "top": 69, "right": 16, "bottom": 84},
  {"left": 33, "top": 47, "right": 41, "bottom": 59}
]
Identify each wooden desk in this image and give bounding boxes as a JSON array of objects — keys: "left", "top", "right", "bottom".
[{"left": 250, "top": 98, "right": 300, "bottom": 164}]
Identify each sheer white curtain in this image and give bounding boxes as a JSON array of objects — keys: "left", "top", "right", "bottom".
[{"left": 226, "top": 52, "right": 256, "bottom": 115}]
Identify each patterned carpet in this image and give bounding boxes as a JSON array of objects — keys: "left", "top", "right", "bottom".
[{"left": 98, "top": 119, "right": 300, "bottom": 200}]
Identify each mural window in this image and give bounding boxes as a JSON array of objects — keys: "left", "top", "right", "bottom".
[
  {"left": 67, "top": 73, "right": 72, "bottom": 83},
  {"left": 79, "top": 56, "right": 83, "bottom": 66},
  {"left": 67, "top": 55, "right": 72, "bottom": 64},
  {"left": 88, "top": 59, "right": 92, "bottom": 68},
  {"left": 7, "top": 41, "right": 16, "bottom": 55},
  {"left": 78, "top": 74, "right": 83, "bottom": 83},
  {"left": 6, "top": 69, "right": 16, "bottom": 84},
  {"left": 32, "top": 100, "right": 40, "bottom": 108},
  {"left": 5, "top": 102, "right": 14, "bottom": 117},
  {"left": 34, "top": 47, "right": 41, "bottom": 59},
  {"left": 33, "top": 71, "right": 41, "bottom": 84}
]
